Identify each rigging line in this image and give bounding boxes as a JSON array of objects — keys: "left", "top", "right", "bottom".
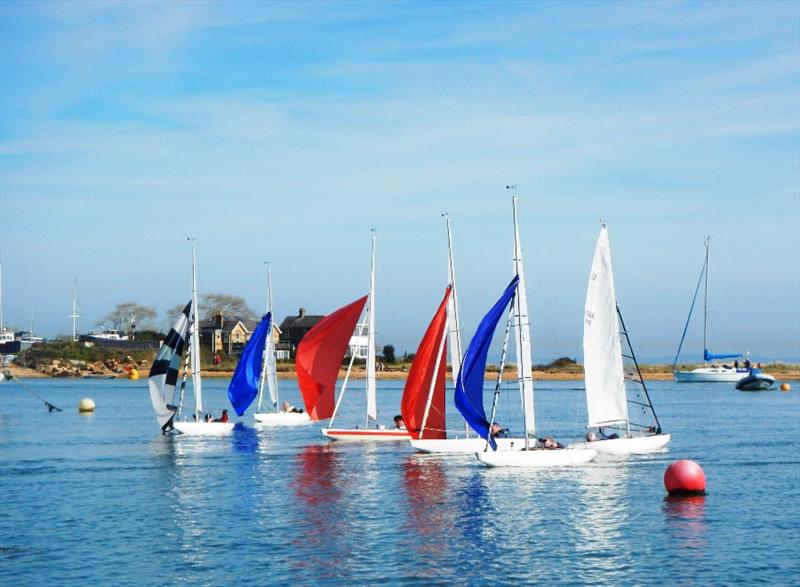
[
  {"left": 672, "top": 254, "right": 707, "bottom": 370},
  {"left": 617, "top": 303, "right": 662, "bottom": 433},
  {"left": 9, "top": 376, "right": 62, "bottom": 412}
]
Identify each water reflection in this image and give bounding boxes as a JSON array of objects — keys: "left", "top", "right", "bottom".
[
  {"left": 292, "top": 444, "right": 352, "bottom": 580},
  {"left": 663, "top": 494, "right": 708, "bottom": 554},
  {"left": 402, "top": 454, "right": 451, "bottom": 564},
  {"left": 573, "top": 461, "right": 632, "bottom": 583}
]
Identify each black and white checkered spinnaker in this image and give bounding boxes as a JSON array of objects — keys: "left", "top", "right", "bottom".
[{"left": 148, "top": 301, "right": 191, "bottom": 431}]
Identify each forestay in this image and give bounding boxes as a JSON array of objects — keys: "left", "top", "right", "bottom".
[
  {"left": 583, "top": 226, "right": 628, "bottom": 428},
  {"left": 148, "top": 301, "right": 191, "bottom": 431}
]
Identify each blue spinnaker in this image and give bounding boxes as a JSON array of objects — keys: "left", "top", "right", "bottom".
[
  {"left": 228, "top": 313, "right": 271, "bottom": 416},
  {"left": 454, "top": 276, "right": 519, "bottom": 450},
  {"left": 704, "top": 349, "right": 743, "bottom": 362}
]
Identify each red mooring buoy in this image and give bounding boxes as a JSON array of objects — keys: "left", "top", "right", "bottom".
[{"left": 664, "top": 459, "right": 706, "bottom": 495}]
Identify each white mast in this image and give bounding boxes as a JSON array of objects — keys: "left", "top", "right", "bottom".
[
  {"left": 189, "top": 238, "right": 203, "bottom": 420},
  {"left": 0, "top": 263, "right": 4, "bottom": 332},
  {"left": 257, "top": 262, "right": 280, "bottom": 413},
  {"left": 703, "top": 236, "right": 710, "bottom": 365},
  {"left": 366, "top": 230, "right": 377, "bottom": 423},
  {"left": 68, "top": 279, "right": 80, "bottom": 342},
  {"left": 443, "top": 214, "right": 463, "bottom": 383},
  {"left": 511, "top": 194, "right": 536, "bottom": 445}
]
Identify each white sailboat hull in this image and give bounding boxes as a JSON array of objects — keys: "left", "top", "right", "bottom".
[
  {"left": 409, "top": 437, "right": 525, "bottom": 453},
  {"left": 173, "top": 421, "right": 235, "bottom": 436},
  {"left": 322, "top": 427, "right": 410, "bottom": 441},
  {"left": 674, "top": 367, "right": 747, "bottom": 382},
  {"left": 253, "top": 411, "right": 311, "bottom": 426},
  {"left": 476, "top": 447, "right": 597, "bottom": 467},
  {"left": 569, "top": 433, "right": 671, "bottom": 455}
]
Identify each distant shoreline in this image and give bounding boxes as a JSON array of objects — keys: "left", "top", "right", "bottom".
[{"left": 8, "top": 364, "right": 800, "bottom": 381}]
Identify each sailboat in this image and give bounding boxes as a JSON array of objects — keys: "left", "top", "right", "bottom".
[
  {"left": 148, "top": 242, "right": 234, "bottom": 436},
  {"left": 406, "top": 215, "right": 513, "bottom": 453},
  {"left": 253, "top": 264, "right": 310, "bottom": 425},
  {"left": 295, "top": 233, "right": 408, "bottom": 441},
  {"left": 673, "top": 237, "right": 749, "bottom": 382},
  {"left": 458, "top": 196, "right": 596, "bottom": 467},
  {"left": 572, "top": 224, "right": 670, "bottom": 454}
]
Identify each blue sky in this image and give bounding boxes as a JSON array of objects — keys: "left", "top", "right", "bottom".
[{"left": 1, "top": 1, "right": 798, "bottom": 362}]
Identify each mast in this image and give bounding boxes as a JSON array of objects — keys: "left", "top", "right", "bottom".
[
  {"left": 703, "top": 237, "right": 710, "bottom": 365},
  {"left": 189, "top": 238, "right": 203, "bottom": 420},
  {"left": 256, "top": 262, "right": 280, "bottom": 413},
  {"left": 443, "top": 213, "right": 467, "bottom": 436},
  {"left": 511, "top": 194, "right": 536, "bottom": 446},
  {"left": 366, "top": 230, "right": 377, "bottom": 424},
  {"left": 443, "top": 214, "right": 463, "bottom": 382},
  {"left": 69, "top": 279, "right": 80, "bottom": 342},
  {"left": 0, "top": 263, "right": 4, "bottom": 331}
]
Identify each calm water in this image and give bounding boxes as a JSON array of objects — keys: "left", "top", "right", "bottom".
[{"left": 1, "top": 376, "right": 798, "bottom": 586}]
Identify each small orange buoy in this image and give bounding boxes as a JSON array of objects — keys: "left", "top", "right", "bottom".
[
  {"left": 664, "top": 459, "right": 706, "bottom": 495},
  {"left": 780, "top": 383, "right": 791, "bottom": 392}
]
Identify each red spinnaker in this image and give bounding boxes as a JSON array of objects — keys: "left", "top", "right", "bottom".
[
  {"left": 296, "top": 295, "right": 368, "bottom": 421},
  {"left": 401, "top": 287, "right": 451, "bottom": 439}
]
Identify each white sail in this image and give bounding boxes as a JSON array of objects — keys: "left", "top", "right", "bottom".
[
  {"left": 444, "top": 215, "right": 463, "bottom": 384},
  {"left": 583, "top": 226, "right": 628, "bottom": 428},
  {"left": 511, "top": 197, "right": 536, "bottom": 438},
  {"left": 263, "top": 265, "right": 279, "bottom": 409},
  {"left": 366, "top": 233, "right": 378, "bottom": 421},
  {"left": 190, "top": 243, "right": 203, "bottom": 419}
]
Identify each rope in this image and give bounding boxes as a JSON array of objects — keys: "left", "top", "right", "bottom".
[{"left": 8, "top": 375, "right": 62, "bottom": 412}]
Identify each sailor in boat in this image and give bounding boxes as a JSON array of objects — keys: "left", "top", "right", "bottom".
[
  {"left": 539, "top": 437, "right": 564, "bottom": 449},
  {"left": 490, "top": 423, "right": 509, "bottom": 438},
  {"left": 282, "top": 400, "right": 304, "bottom": 414},
  {"left": 214, "top": 409, "right": 229, "bottom": 423},
  {"left": 393, "top": 415, "right": 406, "bottom": 430}
]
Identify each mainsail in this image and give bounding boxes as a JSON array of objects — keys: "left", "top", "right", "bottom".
[
  {"left": 228, "top": 313, "right": 271, "bottom": 416},
  {"left": 296, "top": 295, "right": 368, "bottom": 420},
  {"left": 454, "top": 276, "right": 519, "bottom": 450},
  {"left": 149, "top": 301, "right": 192, "bottom": 431},
  {"left": 583, "top": 226, "right": 628, "bottom": 428},
  {"left": 401, "top": 287, "right": 451, "bottom": 440}
]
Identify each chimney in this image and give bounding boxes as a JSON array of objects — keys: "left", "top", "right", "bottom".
[
  {"left": 299, "top": 307, "right": 306, "bottom": 318},
  {"left": 216, "top": 311, "right": 224, "bottom": 329}
]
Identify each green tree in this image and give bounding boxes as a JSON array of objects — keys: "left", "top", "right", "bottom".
[{"left": 382, "top": 344, "right": 396, "bottom": 364}]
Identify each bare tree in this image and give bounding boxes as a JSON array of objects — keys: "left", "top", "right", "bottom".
[
  {"left": 100, "top": 302, "right": 158, "bottom": 335},
  {"left": 200, "top": 293, "right": 255, "bottom": 320}
]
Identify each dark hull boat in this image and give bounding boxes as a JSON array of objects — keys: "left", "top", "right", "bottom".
[{"left": 735, "top": 370, "right": 775, "bottom": 391}]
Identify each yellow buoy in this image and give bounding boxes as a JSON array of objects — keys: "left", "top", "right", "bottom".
[
  {"left": 780, "top": 383, "right": 791, "bottom": 392},
  {"left": 78, "top": 397, "right": 96, "bottom": 412},
  {"left": 128, "top": 368, "right": 140, "bottom": 380}
]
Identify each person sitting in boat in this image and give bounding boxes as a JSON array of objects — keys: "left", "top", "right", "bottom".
[
  {"left": 540, "top": 437, "right": 563, "bottom": 449},
  {"left": 490, "top": 423, "right": 509, "bottom": 438},
  {"left": 214, "top": 409, "right": 229, "bottom": 423},
  {"left": 282, "top": 400, "right": 304, "bottom": 414},
  {"left": 204, "top": 413, "right": 212, "bottom": 422},
  {"left": 585, "top": 431, "right": 598, "bottom": 442},
  {"left": 393, "top": 415, "right": 406, "bottom": 430},
  {"left": 598, "top": 427, "right": 619, "bottom": 440}
]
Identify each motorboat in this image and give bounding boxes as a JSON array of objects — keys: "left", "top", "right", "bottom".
[{"left": 735, "top": 369, "right": 775, "bottom": 391}]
